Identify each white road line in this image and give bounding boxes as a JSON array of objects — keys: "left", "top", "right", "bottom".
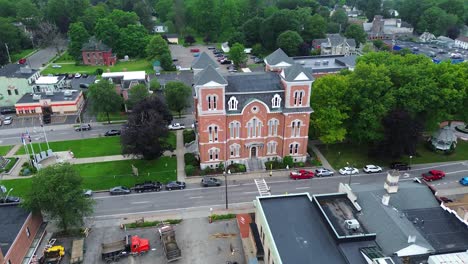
[
  {"left": 446, "top": 170, "right": 468, "bottom": 175},
  {"left": 189, "top": 196, "right": 203, "bottom": 199},
  {"left": 295, "top": 187, "right": 310, "bottom": 190},
  {"left": 243, "top": 191, "right": 259, "bottom": 194},
  {"left": 350, "top": 183, "right": 361, "bottom": 185},
  {"left": 131, "top": 201, "right": 150, "bottom": 204}
]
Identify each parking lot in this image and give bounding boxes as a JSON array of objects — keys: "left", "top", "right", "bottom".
[
  {"left": 170, "top": 45, "right": 235, "bottom": 74},
  {"left": 84, "top": 218, "right": 244, "bottom": 264}
]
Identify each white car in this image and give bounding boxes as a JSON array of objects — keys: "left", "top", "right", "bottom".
[
  {"left": 168, "top": 123, "right": 185, "bottom": 130},
  {"left": 74, "top": 73, "right": 82, "bottom": 78},
  {"left": 52, "top": 64, "right": 62, "bottom": 68},
  {"left": 3, "top": 116, "right": 12, "bottom": 125},
  {"left": 363, "top": 165, "right": 382, "bottom": 173},
  {"left": 339, "top": 167, "right": 359, "bottom": 175}
]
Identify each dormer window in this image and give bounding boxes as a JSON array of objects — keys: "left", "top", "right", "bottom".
[
  {"left": 228, "top": 96, "right": 238, "bottom": 110},
  {"left": 272, "top": 94, "right": 281, "bottom": 108}
]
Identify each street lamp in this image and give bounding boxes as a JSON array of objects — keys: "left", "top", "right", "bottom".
[
  {"left": 6, "top": 188, "right": 13, "bottom": 201},
  {"left": 409, "top": 156, "right": 413, "bottom": 170},
  {"left": 224, "top": 171, "right": 228, "bottom": 209},
  {"left": 347, "top": 162, "right": 352, "bottom": 186}
]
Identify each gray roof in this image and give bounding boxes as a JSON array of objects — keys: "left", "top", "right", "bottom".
[
  {"left": 225, "top": 93, "right": 284, "bottom": 115},
  {"left": 338, "top": 241, "right": 380, "bottom": 264},
  {"left": 16, "top": 91, "right": 82, "bottom": 104},
  {"left": 336, "top": 55, "right": 358, "bottom": 67},
  {"left": 81, "top": 36, "right": 111, "bottom": 51},
  {"left": 0, "top": 205, "right": 31, "bottom": 255},
  {"left": 264, "top": 48, "right": 294, "bottom": 66},
  {"left": 191, "top": 52, "right": 218, "bottom": 69},
  {"left": 0, "top": 64, "right": 37, "bottom": 78},
  {"left": 282, "top": 63, "right": 314, "bottom": 82},
  {"left": 225, "top": 72, "right": 283, "bottom": 93},
  {"left": 352, "top": 182, "right": 438, "bottom": 255},
  {"left": 432, "top": 126, "right": 457, "bottom": 143},
  {"left": 259, "top": 195, "right": 347, "bottom": 264},
  {"left": 346, "top": 39, "right": 356, "bottom": 47},
  {"left": 193, "top": 65, "right": 227, "bottom": 86}
]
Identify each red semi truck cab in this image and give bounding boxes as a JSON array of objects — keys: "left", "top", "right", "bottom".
[{"left": 130, "top": 235, "right": 150, "bottom": 253}]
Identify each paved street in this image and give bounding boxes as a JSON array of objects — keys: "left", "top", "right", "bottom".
[
  {"left": 91, "top": 161, "right": 468, "bottom": 219},
  {"left": 27, "top": 46, "right": 63, "bottom": 69}
]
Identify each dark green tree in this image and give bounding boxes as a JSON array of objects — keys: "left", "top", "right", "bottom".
[
  {"left": 117, "top": 24, "right": 149, "bottom": 58},
  {"left": 87, "top": 80, "right": 123, "bottom": 124},
  {"left": 277, "top": 30, "right": 304, "bottom": 56},
  {"left": 344, "top": 24, "right": 367, "bottom": 47},
  {"left": 242, "top": 17, "right": 264, "bottom": 46},
  {"left": 330, "top": 9, "right": 348, "bottom": 31},
  {"left": 146, "top": 35, "right": 170, "bottom": 61},
  {"left": 108, "top": 9, "right": 139, "bottom": 28},
  {"left": 164, "top": 81, "right": 192, "bottom": 118},
  {"left": 127, "top": 84, "right": 149, "bottom": 108},
  {"left": 68, "top": 22, "right": 90, "bottom": 60},
  {"left": 94, "top": 18, "right": 121, "bottom": 50},
  {"left": 260, "top": 10, "right": 300, "bottom": 50},
  {"left": 302, "top": 14, "right": 327, "bottom": 42},
  {"left": 229, "top": 43, "right": 248, "bottom": 67}
]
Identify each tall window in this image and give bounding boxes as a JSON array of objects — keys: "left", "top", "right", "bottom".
[
  {"left": 230, "top": 144, "right": 240, "bottom": 157},
  {"left": 208, "top": 125, "right": 218, "bottom": 142},
  {"left": 229, "top": 121, "right": 240, "bottom": 138},
  {"left": 289, "top": 143, "right": 299, "bottom": 154},
  {"left": 228, "top": 96, "right": 238, "bottom": 110},
  {"left": 267, "top": 141, "right": 277, "bottom": 154},
  {"left": 268, "top": 119, "right": 279, "bottom": 136},
  {"left": 271, "top": 94, "right": 282, "bottom": 108},
  {"left": 291, "top": 120, "right": 301, "bottom": 137},
  {"left": 207, "top": 95, "right": 218, "bottom": 110},
  {"left": 209, "top": 148, "right": 220, "bottom": 161},
  {"left": 293, "top": 91, "right": 304, "bottom": 106},
  {"left": 247, "top": 118, "right": 262, "bottom": 138}
]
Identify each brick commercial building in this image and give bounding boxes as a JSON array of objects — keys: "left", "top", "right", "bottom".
[
  {"left": 193, "top": 49, "right": 313, "bottom": 170},
  {"left": 0, "top": 205, "right": 43, "bottom": 264},
  {"left": 81, "top": 37, "right": 117, "bottom": 66}
]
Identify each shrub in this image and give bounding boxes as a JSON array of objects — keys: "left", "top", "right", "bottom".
[
  {"left": 265, "top": 158, "right": 284, "bottom": 170},
  {"left": 95, "top": 68, "right": 103, "bottom": 75},
  {"left": 283, "top": 156, "right": 294, "bottom": 168},
  {"left": 184, "top": 153, "right": 199, "bottom": 166},
  {"left": 210, "top": 213, "right": 236, "bottom": 221},
  {"left": 185, "top": 165, "right": 195, "bottom": 176},
  {"left": 125, "top": 219, "right": 182, "bottom": 229},
  {"left": 311, "top": 158, "right": 322, "bottom": 166},
  {"left": 226, "top": 163, "right": 246, "bottom": 173},
  {"left": 183, "top": 129, "right": 196, "bottom": 144},
  {"left": 150, "top": 79, "right": 161, "bottom": 91},
  {"left": 295, "top": 162, "right": 305, "bottom": 167}
]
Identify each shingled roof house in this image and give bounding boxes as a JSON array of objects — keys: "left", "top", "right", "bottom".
[
  {"left": 81, "top": 37, "right": 117, "bottom": 66},
  {"left": 193, "top": 49, "right": 313, "bottom": 170},
  {"left": 312, "top": 34, "right": 357, "bottom": 55}
]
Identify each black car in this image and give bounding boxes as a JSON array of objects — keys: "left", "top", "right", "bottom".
[
  {"left": 0, "top": 108, "right": 16, "bottom": 115},
  {"left": 75, "top": 124, "right": 91, "bottom": 131},
  {"left": 104, "top": 129, "right": 121, "bottom": 136},
  {"left": 165, "top": 181, "right": 186, "bottom": 190},
  {"left": 221, "top": 60, "right": 232, "bottom": 65},
  {"left": 133, "top": 181, "right": 162, "bottom": 192},
  {"left": 110, "top": 186, "right": 131, "bottom": 195},
  {"left": 0, "top": 196, "right": 21, "bottom": 203},
  {"left": 254, "top": 57, "right": 263, "bottom": 64},
  {"left": 79, "top": 83, "right": 89, "bottom": 89},
  {"left": 215, "top": 53, "right": 225, "bottom": 57},
  {"left": 82, "top": 73, "right": 89, "bottom": 78},
  {"left": 390, "top": 162, "right": 410, "bottom": 171},
  {"left": 201, "top": 177, "right": 222, "bottom": 187}
]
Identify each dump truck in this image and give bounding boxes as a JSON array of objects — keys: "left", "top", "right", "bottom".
[
  {"left": 158, "top": 225, "right": 182, "bottom": 262},
  {"left": 70, "top": 239, "right": 84, "bottom": 264},
  {"left": 39, "top": 245, "right": 65, "bottom": 264},
  {"left": 101, "top": 235, "right": 150, "bottom": 263}
]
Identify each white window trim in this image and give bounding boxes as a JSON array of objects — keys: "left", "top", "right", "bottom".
[
  {"left": 228, "top": 96, "right": 238, "bottom": 111},
  {"left": 293, "top": 90, "right": 305, "bottom": 106},
  {"left": 208, "top": 125, "right": 219, "bottom": 142},
  {"left": 208, "top": 147, "right": 220, "bottom": 161},
  {"left": 289, "top": 142, "right": 300, "bottom": 155},
  {"left": 206, "top": 94, "right": 219, "bottom": 110},
  {"left": 291, "top": 120, "right": 301, "bottom": 137},
  {"left": 271, "top": 94, "right": 282, "bottom": 108}
]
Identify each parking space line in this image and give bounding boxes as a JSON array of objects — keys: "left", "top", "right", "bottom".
[
  {"left": 189, "top": 196, "right": 203, "bottom": 199},
  {"left": 131, "top": 201, "right": 150, "bottom": 204},
  {"left": 295, "top": 187, "right": 310, "bottom": 190}
]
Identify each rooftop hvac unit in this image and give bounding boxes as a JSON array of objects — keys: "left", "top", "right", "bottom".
[
  {"left": 32, "top": 94, "right": 41, "bottom": 100},
  {"left": 300, "top": 60, "right": 306, "bottom": 65},
  {"left": 314, "top": 61, "right": 321, "bottom": 66},
  {"left": 64, "top": 90, "right": 72, "bottom": 97},
  {"left": 345, "top": 219, "right": 360, "bottom": 230},
  {"left": 323, "top": 60, "right": 329, "bottom": 65},
  {"left": 45, "top": 90, "right": 54, "bottom": 96}
]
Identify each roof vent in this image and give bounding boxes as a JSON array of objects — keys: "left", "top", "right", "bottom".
[
  {"left": 382, "top": 194, "right": 390, "bottom": 206},
  {"left": 32, "top": 94, "right": 41, "bottom": 100},
  {"left": 345, "top": 219, "right": 360, "bottom": 230},
  {"left": 300, "top": 60, "right": 305, "bottom": 65},
  {"left": 314, "top": 61, "right": 321, "bottom": 66},
  {"left": 45, "top": 91, "right": 54, "bottom": 96},
  {"left": 64, "top": 90, "right": 72, "bottom": 97},
  {"left": 323, "top": 60, "right": 329, "bottom": 65}
]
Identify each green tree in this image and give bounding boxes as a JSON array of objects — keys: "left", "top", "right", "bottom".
[
  {"left": 260, "top": 10, "right": 300, "bottom": 50},
  {"left": 229, "top": 43, "right": 248, "bottom": 67},
  {"left": 79, "top": 4, "right": 109, "bottom": 33},
  {"left": 68, "top": 22, "right": 90, "bottom": 60},
  {"left": 242, "top": 17, "right": 264, "bottom": 46},
  {"left": 372, "top": 39, "right": 384, "bottom": 50},
  {"left": 356, "top": 0, "right": 382, "bottom": 21},
  {"left": 146, "top": 35, "right": 170, "bottom": 61},
  {"left": 160, "top": 52, "right": 175, "bottom": 71},
  {"left": 164, "top": 81, "right": 192, "bottom": 118},
  {"left": 150, "top": 78, "right": 161, "bottom": 91},
  {"left": 417, "top": 6, "right": 458, "bottom": 36},
  {"left": 155, "top": 0, "right": 174, "bottom": 22},
  {"left": 127, "top": 84, "right": 149, "bottom": 108},
  {"left": 0, "top": 0, "right": 17, "bottom": 17},
  {"left": 22, "top": 163, "right": 94, "bottom": 233},
  {"left": 330, "top": 9, "right": 348, "bottom": 31},
  {"left": 108, "top": 9, "right": 139, "bottom": 28},
  {"left": 276, "top": 30, "right": 303, "bottom": 56},
  {"left": 87, "top": 80, "right": 123, "bottom": 124},
  {"left": 117, "top": 24, "right": 149, "bottom": 58},
  {"left": 186, "top": 0, "right": 219, "bottom": 39},
  {"left": 94, "top": 18, "right": 120, "bottom": 50},
  {"left": 344, "top": 24, "right": 367, "bottom": 47},
  {"left": 133, "top": 1, "right": 154, "bottom": 31},
  {"left": 15, "top": 0, "right": 40, "bottom": 25},
  {"left": 302, "top": 14, "right": 327, "bottom": 42}
]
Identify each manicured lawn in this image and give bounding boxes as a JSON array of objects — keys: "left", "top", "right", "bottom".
[
  {"left": 0, "top": 145, "right": 13, "bottom": 156},
  {"left": 0, "top": 178, "right": 32, "bottom": 198},
  {"left": 11, "top": 49, "right": 37, "bottom": 62},
  {"left": 16, "top": 137, "right": 122, "bottom": 158},
  {"left": 97, "top": 112, "right": 128, "bottom": 122},
  {"left": 41, "top": 59, "right": 154, "bottom": 75},
  {"left": 54, "top": 51, "right": 74, "bottom": 63},
  {"left": 0, "top": 158, "right": 19, "bottom": 173},
  {"left": 166, "top": 132, "right": 177, "bottom": 150},
  {"left": 318, "top": 140, "right": 468, "bottom": 169},
  {"left": 74, "top": 156, "right": 177, "bottom": 190}
]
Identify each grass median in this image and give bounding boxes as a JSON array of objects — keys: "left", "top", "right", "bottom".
[
  {"left": 0, "top": 145, "right": 13, "bottom": 156},
  {"left": 42, "top": 59, "right": 154, "bottom": 75}
]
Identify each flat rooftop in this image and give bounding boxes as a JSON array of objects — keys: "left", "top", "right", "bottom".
[
  {"left": 0, "top": 64, "right": 37, "bottom": 78},
  {"left": 292, "top": 55, "right": 357, "bottom": 73},
  {"left": 0, "top": 205, "right": 31, "bottom": 255},
  {"left": 16, "top": 90, "right": 82, "bottom": 104},
  {"left": 35, "top": 76, "right": 64, "bottom": 84},
  {"left": 101, "top": 71, "right": 146, "bottom": 80},
  {"left": 259, "top": 194, "right": 347, "bottom": 264}
]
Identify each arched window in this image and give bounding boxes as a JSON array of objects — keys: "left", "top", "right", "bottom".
[
  {"left": 267, "top": 141, "right": 277, "bottom": 154},
  {"left": 230, "top": 144, "right": 240, "bottom": 157},
  {"left": 207, "top": 95, "right": 218, "bottom": 110},
  {"left": 293, "top": 90, "right": 305, "bottom": 106},
  {"left": 271, "top": 94, "right": 282, "bottom": 108},
  {"left": 247, "top": 118, "right": 262, "bottom": 138},
  {"left": 268, "top": 119, "right": 279, "bottom": 136},
  {"left": 208, "top": 148, "right": 220, "bottom": 160},
  {"left": 208, "top": 125, "right": 218, "bottom": 142},
  {"left": 228, "top": 96, "right": 238, "bottom": 110},
  {"left": 289, "top": 143, "right": 300, "bottom": 155},
  {"left": 291, "top": 120, "right": 301, "bottom": 137},
  {"left": 229, "top": 121, "right": 240, "bottom": 138}
]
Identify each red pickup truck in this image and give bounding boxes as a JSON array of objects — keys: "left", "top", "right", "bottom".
[
  {"left": 422, "top": 170, "right": 445, "bottom": 181},
  {"left": 290, "top": 170, "right": 314, "bottom": 180},
  {"left": 190, "top": 48, "right": 200, "bottom": 52}
]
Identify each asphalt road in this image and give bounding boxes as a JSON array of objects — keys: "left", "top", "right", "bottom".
[
  {"left": 91, "top": 161, "right": 468, "bottom": 219},
  {"left": 27, "top": 47, "right": 62, "bottom": 69}
]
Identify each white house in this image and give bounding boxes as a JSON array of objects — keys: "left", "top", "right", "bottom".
[
  {"left": 153, "top": 24, "right": 167, "bottom": 33},
  {"left": 32, "top": 76, "right": 66, "bottom": 93},
  {"left": 455, "top": 36, "right": 468, "bottom": 50}
]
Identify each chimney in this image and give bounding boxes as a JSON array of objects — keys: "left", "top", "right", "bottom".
[{"left": 384, "top": 170, "right": 401, "bottom": 194}]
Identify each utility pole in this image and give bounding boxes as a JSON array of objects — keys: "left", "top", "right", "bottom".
[{"left": 5, "top": 43, "right": 11, "bottom": 63}]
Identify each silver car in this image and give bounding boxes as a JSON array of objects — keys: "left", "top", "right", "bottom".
[
  {"left": 315, "top": 168, "right": 334, "bottom": 177},
  {"left": 3, "top": 116, "right": 12, "bottom": 125}
]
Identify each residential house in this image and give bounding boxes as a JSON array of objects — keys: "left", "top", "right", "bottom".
[
  {"left": 263, "top": 48, "right": 294, "bottom": 72},
  {"left": 101, "top": 71, "right": 149, "bottom": 100},
  {"left": 312, "top": 34, "right": 357, "bottom": 55},
  {"left": 0, "top": 64, "right": 40, "bottom": 108},
  {"left": 165, "top": 34, "right": 179, "bottom": 44},
  {"left": 363, "top": 15, "right": 413, "bottom": 39},
  {"left": 81, "top": 37, "right": 117, "bottom": 66},
  {"left": 194, "top": 50, "right": 313, "bottom": 170},
  {"left": 153, "top": 24, "right": 168, "bottom": 33},
  {"left": 0, "top": 205, "right": 44, "bottom": 264},
  {"left": 419, "top": 32, "right": 436, "bottom": 43},
  {"left": 455, "top": 36, "right": 468, "bottom": 50}
]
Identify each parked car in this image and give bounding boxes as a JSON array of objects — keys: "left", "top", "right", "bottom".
[
  {"left": 0, "top": 196, "right": 21, "bottom": 203},
  {"left": 459, "top": 177, "right": 468, "bottom": 186},
  {"left": 215, "top": 53, "right": 225, "bottom": 58},
  {"left": 422, "top": 170, "right": 445, "bottom": 181},
  {"left": 67, "top": 73, "right": 74, "bottom": 79},
  {"left": 110, "top": 186, "right": 131, "bottom": 195},
  {"left": 201, "top": 177, "right": 221, "bottom": 187},
  {"left": 168, "top": 123, "right": 185, "bottom": 130},
  {"left": 290, "top": 170, "right": 314, "bottom": 180},
  {"left": 172, "top": 58, "right": 178, "bottom": 62},
  {"left": 363, "top": 165, "right": 382, "bottom": 173},
  {"left": 227, "top": 66, "right": 237, "bottom": 72},
  {"left": 221, "top": 60, "right": 232, "bottom": 65},
  {"left": 83, "top": 189, "right": 93, "bottom": 197},
  {"left": 82, "top": 73, "right": 89, "bottom": 78},
  {"left": 339, "top": 167, "right": 359, "bottom": 175},
  {"left": 193, "top": 52, "right": 200, "bottom": 57},
  {"left": 3, "top": 116, "right": 12, "bottom": 125},
  {"left": 190, "top": 48, "right": 200, "bottom": 53},
  {"left": 52, "top": 64, "right": 62, "bottom": 68},
  {"left": 165, "top": 181, "right": 186, "bottom": 190},
  {"left": 133, "top": 181, "right": 162, "bottom": 192},
  {"left": 74, "top": 73, "right": 81, "bottom": 78},
  {"left": 0, "top": 108, "right": 16, "bottom": 114},
  {"left": 104, "top": 129, "right": 121, "bottom": 136},
  {"left": 390, "top": 162, "right": 410, "bottom": 171},
  {"left": 315, "top": 168, "right": 334, "bottom": 177},
  {"left": 79, "top": 83, "right": 89, "bottom": 89},
  {"left": 207, "top": 46, "right": 216, "bottom": 50},
  {"left": 254, "top": 57, "right": 263, "bottom": 64},
  {"left": 75, "top": 124, "right": 91, "bottom": 131}
]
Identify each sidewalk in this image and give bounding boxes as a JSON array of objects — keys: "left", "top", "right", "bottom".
[
  {"left": 67, "top": 155, "right": 135, "bottom": 164},
  {"left": 309, "top": 144, "right": 335, "bottom": 171},
  {"left": 5, "top": 144, "right": 21, "bottom": 157},
  {"left": 176, "top": 130, "right": 186, "bottom": 181}
]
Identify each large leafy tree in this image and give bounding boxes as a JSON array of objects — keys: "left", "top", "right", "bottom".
[
  {"left": 146, "top": 35, "right": 170, "bottom": 61},
  {"left": 22, "top": 163, "right": 94, "bottom": 233},
  {"left": 164, "top": 81, "right": 192, "bottom": 118},
  {"left": 242, "top": 17, "right": 265, "bottom": 46},
  {"left": 417, "top": 6, "right": 458, "bottom": 36},
  {"left": 127, "top": 84, "right": 149, "bottom": 109},
  {"left": 121, "top": 95, "right": 173, "bottom": 160},
  {"left": 276, "top": 30, "right": 303, "bottom": 56},
  {"left": 260, "top": 10, "right": 300, "bottom": 50},
  {"left": 79, "top": 4, "right": 109, "bottom": 33},
  {"left": 117, "top": 24, "right": 149, "bottom": 58},
  {"left": 302, "top": 14, "right": 327, "bottom": 42},
  {"left": 330, "top": 9, "right": 348, "bottom": 31},
  {"left": 87, "top": 81, "right": 123, "bottom": 124},
  {"left": 68, "top": 22, "right": 90, "bottom": 60},
  {"left": 94, "top": 18, "right": 121, "bottom": 50},
  {"left": 229, "top": 43, "right": 248, "bottom": 67},
  {"left": 356, "top": 0, "right": 382, "bottom": 21},
  {"left": 108, "top": 9, "right": 139, "bottom": 28},
  {"left": 344, "top": 24, "right": 367, "bottom": 47}
]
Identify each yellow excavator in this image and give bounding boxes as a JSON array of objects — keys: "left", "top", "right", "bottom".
[{"left": 39, "top": 245, "right": 65, "bottom": 264}]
